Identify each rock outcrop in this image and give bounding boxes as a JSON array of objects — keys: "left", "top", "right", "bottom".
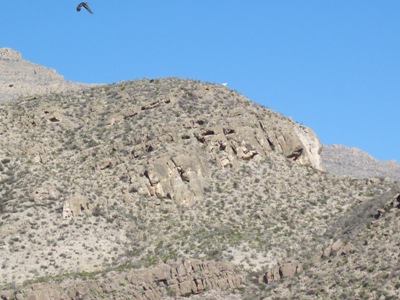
[
  {"left": 293, "top": 124, "right": 323, "bottom": 170},
  {"left": 321, "top": 239, "right": 357, "bottom": 259},
  {"left": 62, "top": 194, "right": 91, "bottom": 219},
  {"left": 142, "top": 151, "right": 210, "bottom": 206},
  {"left": 0, "top": 48, "right": 22, "bottom": 60},
  {"left": 261, "top": 260, "right": 303, "bottom": 284},
  {"left": 0, "top": 259, "right": 245, "bottom": 300}
]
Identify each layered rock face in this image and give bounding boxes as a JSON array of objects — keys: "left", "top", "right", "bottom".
[
  {"left": 0, "top": 259, "right": 244, "bottom": 300},
  {"left": 0, "top": 48, "right": 89, "bottom": 102}
]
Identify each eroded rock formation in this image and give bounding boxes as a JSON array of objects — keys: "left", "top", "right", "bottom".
[
  {"left": 261, "top": 260, "right": 303, "bottom": 284},
  {"left": 0, "top": 259, "right": 245, "bottom": 300}
]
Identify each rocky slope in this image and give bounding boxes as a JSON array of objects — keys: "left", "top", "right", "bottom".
[
  {"left": 0, "top": 48, "right": 91, "bottom": 103},
  {"left": 0, "top": 75, "right": 399, "bottom": 299},
  {"left": 322, "top": 144, "right": 400, "bottom": 181}
]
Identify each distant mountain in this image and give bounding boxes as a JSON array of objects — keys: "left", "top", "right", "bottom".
[
  {"left": 322, "top": 144, "right": 400, "bottom": 181},
  {"left": 1, "top": 49, "right": 400, "bottom": 300},
  {"left": 0, "top": 48, "right": 90, "bottom": 103}
]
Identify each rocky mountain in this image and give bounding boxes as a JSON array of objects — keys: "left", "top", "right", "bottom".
[
  {"left": 0, "top": 48, "right": 90, "bottom": 103},
  {"left": 0, "top": 54, "right": 400, "bottom": 299},
  {"left": 322, "top": 144, "right": 400, "bottom": 181}
]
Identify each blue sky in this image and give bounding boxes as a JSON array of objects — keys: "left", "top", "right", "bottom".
[{"left": 1, "top": 1, "right": 399, "bottom": 162}]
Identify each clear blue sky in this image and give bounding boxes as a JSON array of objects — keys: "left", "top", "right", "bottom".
[{"left": 1, "top": 1, "right": 399, "bottom": 162}]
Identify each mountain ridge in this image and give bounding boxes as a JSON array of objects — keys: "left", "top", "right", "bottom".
[
  {"left": 0, "top": 48, "right": 92, "bottom": 103},
  {"left": 322, "top": 144, "right": 400, "bottom": 181}
]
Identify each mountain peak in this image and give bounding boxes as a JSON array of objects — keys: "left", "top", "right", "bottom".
[
  {"left": 0, "top": 48, "right": 91, "bottom": 103},
  {"left": 0, "top": 48, "right": 22, "bottom": 61}
]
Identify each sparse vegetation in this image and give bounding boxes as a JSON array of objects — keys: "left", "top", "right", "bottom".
[{"left": 0, "top": 78, "right": 399, "bottom": 299}]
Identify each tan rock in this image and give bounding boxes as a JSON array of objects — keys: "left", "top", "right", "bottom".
[
  {"left": 30, "top": 184, "right": 60, "bottom": 202},
  {"left": 293, "top": 124, "right": 324, "bottom": 171},
  {"left": 281, "top": 263, "right": 298, "bottom": 278},
  {"left": 342, "top": 241, "right": 357, "bottom": 255},
  {"left": 179, "top": 280, "right": 193, "bottom": 296},
  {"left": 323, "top": 245, "right": 332, "bottom": 258},
  {"left": 331, "top": 239, "right": 344, "bottom": 252},
  {"left": 264, "top": 261, "right": 302, "bottom": 283},
  {"left": 144, "top": 289, "right": 158, "bottom": 300},
  {"left": 152, "top": 264, "right": 170, "bottom": 281},
  {"left": 176, "top": 262, "right": 187, "bottom": 277},
  {"left": 142, "top": 151, "right": 210, "bottom": 206},
  {"left": 62, "top": 194, "right": 90, "bottom": 219},
  {"left": 264, "top": 265, "right": 281, "bottom": 283}
]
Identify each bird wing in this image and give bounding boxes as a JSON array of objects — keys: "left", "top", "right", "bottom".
[
  {"left": 76, "top": 3, "right": 83, "bottom": 11},
  {"left": 83, "top": 3, "right": 94, "bottom": 14}
]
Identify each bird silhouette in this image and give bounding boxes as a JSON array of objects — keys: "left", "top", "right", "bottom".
[{"left": 77, "top": 2, "right": 93, "bottom": 14}]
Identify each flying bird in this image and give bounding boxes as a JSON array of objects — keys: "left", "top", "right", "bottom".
[{"left": 77, "top": 2, "right": 93, "bottom": 14}]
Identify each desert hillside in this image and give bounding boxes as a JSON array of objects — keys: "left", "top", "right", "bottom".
[
  {"left": 0, "top": 68, "right": 399, "bottom": 299},
  {"left": 322, "top": 144, "right": 400, "bottom": 181}
]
